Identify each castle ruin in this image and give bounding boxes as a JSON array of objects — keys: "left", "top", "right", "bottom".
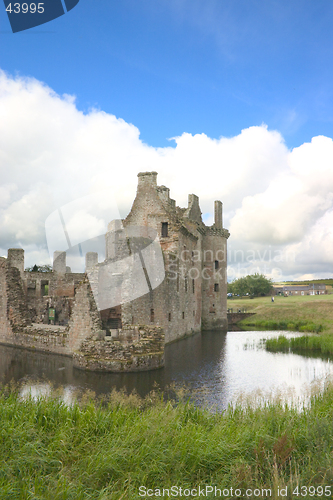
[{"left": 0, "top": 172, "right": 230, "bottom": 371}]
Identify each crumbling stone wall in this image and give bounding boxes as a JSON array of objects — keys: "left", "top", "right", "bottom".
[
  {"left": 73, "top": 325, "right": 164, "bottom": 372},
  {"left": 1, "top": 171, "right": 229, "bottom": 369},
  {"left": 6, "top": 265, "right": 31, "bottom": 329},
  {"left": 68, "top": 278, "right": 103, "bottom": 352},
  {"left": 0, "top": 258, "right": 12, "bottom": 343},
  {"left": 0, "top": 257, "right": 165, "bottom": 371},
  {"left": 12, "top": 324, "right": 70, "bottom": 355},
  {"left": 22, "top": 270, "right": 84, "bottom": 324}
]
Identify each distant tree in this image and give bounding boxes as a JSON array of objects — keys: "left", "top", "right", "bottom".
[
  {"left": 246, "top": 273, "right": 273, "bottom": 297},
  {"left": 228, "top": 273, "right": 273, "bottom": 297},
  {"left": 25, "top": 264, "right": 52, "bottom": 273},
  {"left": 232, "top": 276, "right": 250, "bottom": 297}
]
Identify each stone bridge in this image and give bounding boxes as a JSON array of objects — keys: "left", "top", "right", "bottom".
[{"left": 227, "top": 312, "right": 256, "bottom": 326}]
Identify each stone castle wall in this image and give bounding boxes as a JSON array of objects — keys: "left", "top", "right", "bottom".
[
  {"left": 0, "top": 171, "right": 229, "bottom": 370},
  {"left": 120, "top": 172, "right": 229, "bottom": 342},
  {"left": 201, "top": 231, "right": 228, "bottom": 330},
  {"left": 73, "top": 325, "right": 164, "bottom": 372},
  {"left": 0, "top": 258, "right": 164, "bottom": 372}
]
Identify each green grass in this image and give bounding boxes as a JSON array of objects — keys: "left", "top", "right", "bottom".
[
  {"left": 1, "top": 384, "right": 333, "bottom": 499},
  {"left": 248, "top": 319, "right": 323, "bottom": 333},
  {"left": 266, "top": 334, "right": 333, "bottom": 356},
  {"left": 229, "top": 294, "right": 333, "bottom": 336}
]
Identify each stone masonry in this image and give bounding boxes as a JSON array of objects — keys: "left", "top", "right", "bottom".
[
  {"left": 0, "top": 172, "right": 229, "bottom": 371},
  {"left": 120, "top": 172, "right": 230, "bottom": 342}
]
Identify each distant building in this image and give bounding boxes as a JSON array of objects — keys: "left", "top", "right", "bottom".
[{"left": 273, "top": 284, "right": 327, "bottom": 296}]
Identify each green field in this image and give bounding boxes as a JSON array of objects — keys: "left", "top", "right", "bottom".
[
  {"left": 228, "top": 294, "right": 333, "bottom": 358},
  {"left": 1, "top": 384, "right": 333, "bottom": 499},
  {"left": 228, "top": 294, "right": 333, "bottom": 335}
]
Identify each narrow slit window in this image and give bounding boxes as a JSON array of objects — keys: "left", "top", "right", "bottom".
[
  {"left": 215, "top": 260, "right": 219, "bottom": 270},
  {"left": 161, "top": 222, "right": 168, "bottom": 237},
  {"left": 150, "top": 308, "right": 154, "bottom": 322},
  {"left": 214, "top": 283, "right": 219, "bottom": 292},
  {"left": 192, "top": 279, "right": 195, "bottom": 293},
  {"left": 182, "top": 312, "right": 185, "bottom": 320},
  {"left": 168, "top": 313, "right": 171, "bottom": 322}
]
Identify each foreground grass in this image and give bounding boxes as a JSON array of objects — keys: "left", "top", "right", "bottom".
[
  {"left": 1, "top": 385, "right": 333, "bottom": 499},
  {"left": 229, "top": 294, "right": 333, "bottom": 335}
]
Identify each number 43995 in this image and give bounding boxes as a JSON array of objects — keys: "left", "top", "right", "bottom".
[
  {"left": 6, "top": 3, "right": 44, "bottom": 14},
  {"left": 293, "top": 485, "right": 331, "bottom": 496}
]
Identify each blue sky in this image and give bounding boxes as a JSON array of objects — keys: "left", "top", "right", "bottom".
[
  {"left": 1, "top": 0, "right": 333, "bottom": 148},
  {"left": 1, "top": 0, "right": 333, "bottom": 280}
]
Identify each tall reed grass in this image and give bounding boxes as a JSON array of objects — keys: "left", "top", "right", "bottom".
[
  {"left": 0, "top": 383, "right": 333, "bottom": 499},
  {"left": 266, "top": 334, "right": 333, "bottom": 356}
]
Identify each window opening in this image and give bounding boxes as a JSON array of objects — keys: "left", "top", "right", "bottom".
[
  {"left": 161, "top": 222, "right": 168, "bottom": 237},
  {"left": 41, "top": 280, "right": 49, "bottom": 296}
]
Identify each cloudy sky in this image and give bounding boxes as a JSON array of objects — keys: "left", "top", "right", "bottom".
[{"left": 0, "top": 0, "right": 333, "bottom": 280}]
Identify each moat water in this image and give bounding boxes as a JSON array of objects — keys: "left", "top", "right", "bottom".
[{"left": 1, "top": 330, "right": 332, "bottom": 410}]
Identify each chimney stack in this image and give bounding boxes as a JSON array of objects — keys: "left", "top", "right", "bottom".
[
  {"left": 214, "top": 201, "right": 223, "bottom": 229},
  {"left": 137, "top": 171, "right": 157, "bottom": 190}
]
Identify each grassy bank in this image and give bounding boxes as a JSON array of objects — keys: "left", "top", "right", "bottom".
[
  {"left": 228, "top": 294, "right": 333, "bottom": 335},
  {"left": 1, "top": 385, "right": 333, "bottom": 499}
]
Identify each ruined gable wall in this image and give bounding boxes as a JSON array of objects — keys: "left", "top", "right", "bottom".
[
  {"left": 124, "top": 172, "right": 165, "bottom": 229},
  {"left": 121, "top": 173, "right": 206, "bottom": 343},
  {"left": 68, "top": 279, "right": 103, "bottom": 352},
  {"left": 6, "top": 264, "right": 31, "bottom": 330}
]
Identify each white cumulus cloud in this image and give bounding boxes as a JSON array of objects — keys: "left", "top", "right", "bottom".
[{"left": 0, "top": 70, "right": 332, "bottom": 279}]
